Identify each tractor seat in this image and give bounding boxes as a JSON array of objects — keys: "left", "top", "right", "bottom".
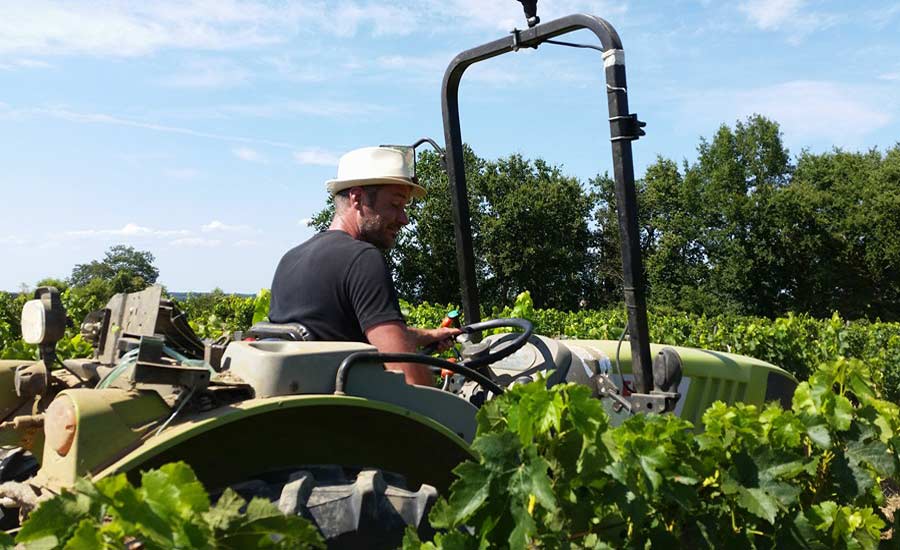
[{"left": 246, "top": 322, "right": 312, "bottom": 342}]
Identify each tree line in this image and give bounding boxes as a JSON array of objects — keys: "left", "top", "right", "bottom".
[{"left": 312, "top": 115, "right": 898, "bottom": 321}]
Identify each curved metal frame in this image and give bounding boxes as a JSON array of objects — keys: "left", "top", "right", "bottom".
[
  {"left": 335, "top": 352, "right": 504, "bottom": 396},
  {"left": 440, "top": 14, "right": 653, "bottom": 394}
]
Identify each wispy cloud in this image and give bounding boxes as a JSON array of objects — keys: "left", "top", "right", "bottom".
[
  {"left": 0, "top": 1, "right": 624, "bottom": 59},
  {"left": 170, "top": 237, "right": 222, "bottom": 247},
  {"left": 158, "top": 58, "right": 251, "bottom": 89},
  {"left": 0, "top": 235, "right": 27, "bottom": 246},
  {"left": 9, "top": 105, "right": 297, "bottom": 148},
  {"left": 201, "top": 220, "right": 253, "bottom": 233},
  {"left": 214, "top": 99, "right": 389, "bottom": 119},
  {"left": 64, "top": 223, "right": 190, "bottom": 239},
  {"left": 234, "top": 239, "right": 259, "bottom": 247},
  {"left": 737, "top": 0, "right": 840, "bottom": 40},
  {"left": 298, "top": 218, "right": 314, "bottom": 227},
  {"left": 739, "top": 0, "right": 805, "bottom": 30},
  {"left": 294, "top": 148, "right": 340, "bottom": 166},
  {"left": 0, "top": 0, "right": 296, "bottom": 57},
  {"left": 0, "top": 58, "right": 51, "bottom": 70},
  {"left": 681, "top": 80, "right": 895, "bottom": 146},
  {"left": 878, "top": 72, "right": 900, "bottom": 82},
  {"left": 232, "top": 147, "right": 265, "bottom": 162},
  {"left": 165, "top": 168, "right": 201, "bottom": 180}
]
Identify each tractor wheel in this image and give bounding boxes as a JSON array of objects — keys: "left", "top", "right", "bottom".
[{"left": 224, "top": 465, "right": 438, "bottom": 549}]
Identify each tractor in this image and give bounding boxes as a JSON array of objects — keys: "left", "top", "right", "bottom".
[{"left": 0, "top": 5, "right": 796, "bottom": 548}]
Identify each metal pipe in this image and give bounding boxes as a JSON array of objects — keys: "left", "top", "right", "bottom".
[
  {"left": 335, "top": 352, "right": 505, "bottom": 396},
  {"left": 440, "top": 13, "right": 653, "bottom": 394}
]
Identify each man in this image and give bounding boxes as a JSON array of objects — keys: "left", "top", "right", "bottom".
[{"left": 269, "top": 146, "right": 459, "bottom": 386}]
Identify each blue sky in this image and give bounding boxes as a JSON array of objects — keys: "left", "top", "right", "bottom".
[{"left": 1, "top": 0, "right": 898, "bottom": 293}]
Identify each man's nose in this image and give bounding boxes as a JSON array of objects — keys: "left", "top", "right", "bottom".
[{"left": 398, "top": 209, "right": 409, "bottom": 226}]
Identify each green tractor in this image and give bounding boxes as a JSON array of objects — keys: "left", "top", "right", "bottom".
[{"left": 0, "top": 7, "right": 796, "bottom": 548}]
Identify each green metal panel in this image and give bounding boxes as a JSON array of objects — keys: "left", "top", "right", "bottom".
[
  {"left": 0, "top": 361, "right": 27, "bottom": 421},
  {"left": 38, "top": 389, "right": 170, "bottom": 488},
  {"left": 570, "top": 340, "right": 796, "bottom": 427},
  {"left": 94, "top": 395, "right": 475, "bottom": 493}
]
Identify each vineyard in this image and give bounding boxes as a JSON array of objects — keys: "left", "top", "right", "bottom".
[{"left": 1, "top": 289, "right": 898, "bottom": 547}]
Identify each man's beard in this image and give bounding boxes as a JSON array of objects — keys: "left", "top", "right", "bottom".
[{"left": 359, "top": 216, "right": 399, "bottom": 250}]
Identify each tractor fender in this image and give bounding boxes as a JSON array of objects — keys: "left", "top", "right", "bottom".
[{"left": 93, "top": 395, "right": 476, "bottom": 493}]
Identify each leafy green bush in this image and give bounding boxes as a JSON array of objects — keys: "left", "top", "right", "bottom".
[
  {"left": 3, "top": 287, "right": 899, "bottom": 400},
  {"left": 1, "top": 462, "right": 324, "bottom": 549},
  {"left": 405, "top": 358, "right": 899, "bottom": 549}
]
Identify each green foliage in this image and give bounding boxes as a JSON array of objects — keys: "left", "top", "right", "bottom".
[
  {"left": 15, "top": 462, "right": 324, "bottom": 549},
  {"left": 3, "top": 286, "right": 900, "bottom": 402},
  {"left": 407, "top": 359, "right": 899, "bottom": 549},
  {"left": 69, "top": 244, "right": 159, "bottom": 292},
  {"left": 175, "top": 289, "right": 270, "bottom": 339}
]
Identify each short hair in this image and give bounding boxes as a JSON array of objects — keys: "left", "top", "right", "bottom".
[{"left": 335, "top": 186, "right": 380, "bottom": 210}]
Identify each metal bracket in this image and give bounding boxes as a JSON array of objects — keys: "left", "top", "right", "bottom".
[
  {"left": 132, "top": 336, "right": 210, "bottom": 391},
  {"left": 628, "top": 391, "right": 680, "bottom": 414},
  {"left": 510, "top": 28, "right": 522, "bottom": 51},
  {"left": 609, "top": 114, "right": 646, "bottom": 142},
  {"left": 591, "top": 373, "right": 633, "bottom": 414}
]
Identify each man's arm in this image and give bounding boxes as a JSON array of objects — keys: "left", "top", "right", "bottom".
[{"left": 365, "top": 322, "right": 460, "bottom": 386}]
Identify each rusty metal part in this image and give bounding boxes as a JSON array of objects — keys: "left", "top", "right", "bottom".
[
  {"left": 0, "top": 414, "right": 45, "bottom": 451},
  {"left": 0, "top": 480, "right": 49, "bottom": 514},
  {"left": 14, "top": 362, "right": 49, "bottom": 399}
]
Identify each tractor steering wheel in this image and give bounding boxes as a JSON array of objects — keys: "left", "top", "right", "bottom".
[
  {"left": 454, "top": 318, "right": 533, "bottom": 370},
  {"left": 334, "top": 318, "right": 533, "bottom": 396}
]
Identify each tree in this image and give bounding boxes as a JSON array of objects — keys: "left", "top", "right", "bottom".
[
  {"left": 69, "top": 245, "right": 159, "bottom": 293},
  {"left": 779, "top": 146, "right": 900, "bottom": 320},
  {"left": 65, "top": 245, "right": 160, "bottom": 320}
]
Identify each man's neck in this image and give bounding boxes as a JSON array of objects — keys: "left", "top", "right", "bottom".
[{"left": 329, "top": 214, "right": 361, "bottom": 240}]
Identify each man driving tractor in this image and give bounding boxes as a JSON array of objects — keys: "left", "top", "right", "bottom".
[{"left": 269, "top": 146, "right": 460, "bottom": 386}]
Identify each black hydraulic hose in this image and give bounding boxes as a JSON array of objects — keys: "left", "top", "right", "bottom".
[
  {"left": 458, "top": 318, "right": 533, "bottom": 370},
  {"left": 335, "top": 352, "right": 505, "bottom": 396}
]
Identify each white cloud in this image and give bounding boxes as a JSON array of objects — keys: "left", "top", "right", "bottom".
[
  {"left": 234, "top": 239, "right": 259, "bottom": 247},
  {"left": 738, "top": 0, "right": 840, "bottom": 39},
  {"left": 0, "top": 58, "right": 51, "bottom": 70},
  {"left": 0, "top": 0, "right": 295, "bottom": 57},
  {"left": 682, "top": 80, "right": 895, "bottom": 147},
  {"left": 170, "top": 237, "right": 222, "bottom": 247},
  {"left": 232, "top": 147, "right": 264, "bottom": 162},
  {"left": 299, "top": 218, "right": 314, "bottom": 227},
  {"left": 294, "top": 148, "right": 340, "bottom": 166},
  {"left": 423, "top": 0, "right": 626, "bottom": 32},
  {"left": 201, "top": 220, "right": 252, "bottom": 233},
  {"left": 215, "top": 100, "right": 389, "bottom": 119},
  {"left": 739, "top": 0, "right": 805, "bottom": 30},
  {"left": 11, "top": 105, "right": 296, "bottom": 148},
  {"left": 0, "top": 235, "right": 27, "bottom": 246},
  {"left": 326, "top": 3, "right": 418, "bottom": 37},
  {"left": 878, "top": 72, "right": 900, "bottom": 82},
  {"left": 158, "top": 58, "right": 251, "bottom": 89},
  {"left": 262, "top": 54, "right": 331, "bottom": 83},
  {"left": 0, "top": 1, "right": 624, "bottom": 58},
  {"left": 165, "top": 168, "right": 201, "bottom": 180},
  {"left": 64, "top": 223, "right": 190, "bottom": 239}
]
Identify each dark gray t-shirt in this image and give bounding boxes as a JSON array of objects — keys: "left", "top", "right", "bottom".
[{"left": 268, "top": 230, "right": 404, "bottom": 342}]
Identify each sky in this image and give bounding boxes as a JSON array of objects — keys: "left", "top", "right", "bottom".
[{"left": 1, "top": 0, "right": 898, "bottom": 293}]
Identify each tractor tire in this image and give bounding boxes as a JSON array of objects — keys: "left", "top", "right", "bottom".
[{"left": 225, "top": 465, "right": 438, "bottom": 549}]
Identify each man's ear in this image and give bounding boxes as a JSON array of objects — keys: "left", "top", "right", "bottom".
[{"left": 347, "top": 186, "right": 365, "bottom": 210}]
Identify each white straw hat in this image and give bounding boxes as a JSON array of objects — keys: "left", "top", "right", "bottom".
[{"left": 325, "top": 146, "right": 426, "bottom": 198}]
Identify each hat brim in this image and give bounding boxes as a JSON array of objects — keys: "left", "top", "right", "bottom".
[{"left": 326, "top": 177, "right": 426, "bottom": 199}]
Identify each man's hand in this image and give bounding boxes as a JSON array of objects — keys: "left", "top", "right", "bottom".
[
  {"left": 364, "top": 323, "right": 463, "bottom": 386},
  {"left": 409, "top": 326, "right": 462, "bottom": 353}
]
